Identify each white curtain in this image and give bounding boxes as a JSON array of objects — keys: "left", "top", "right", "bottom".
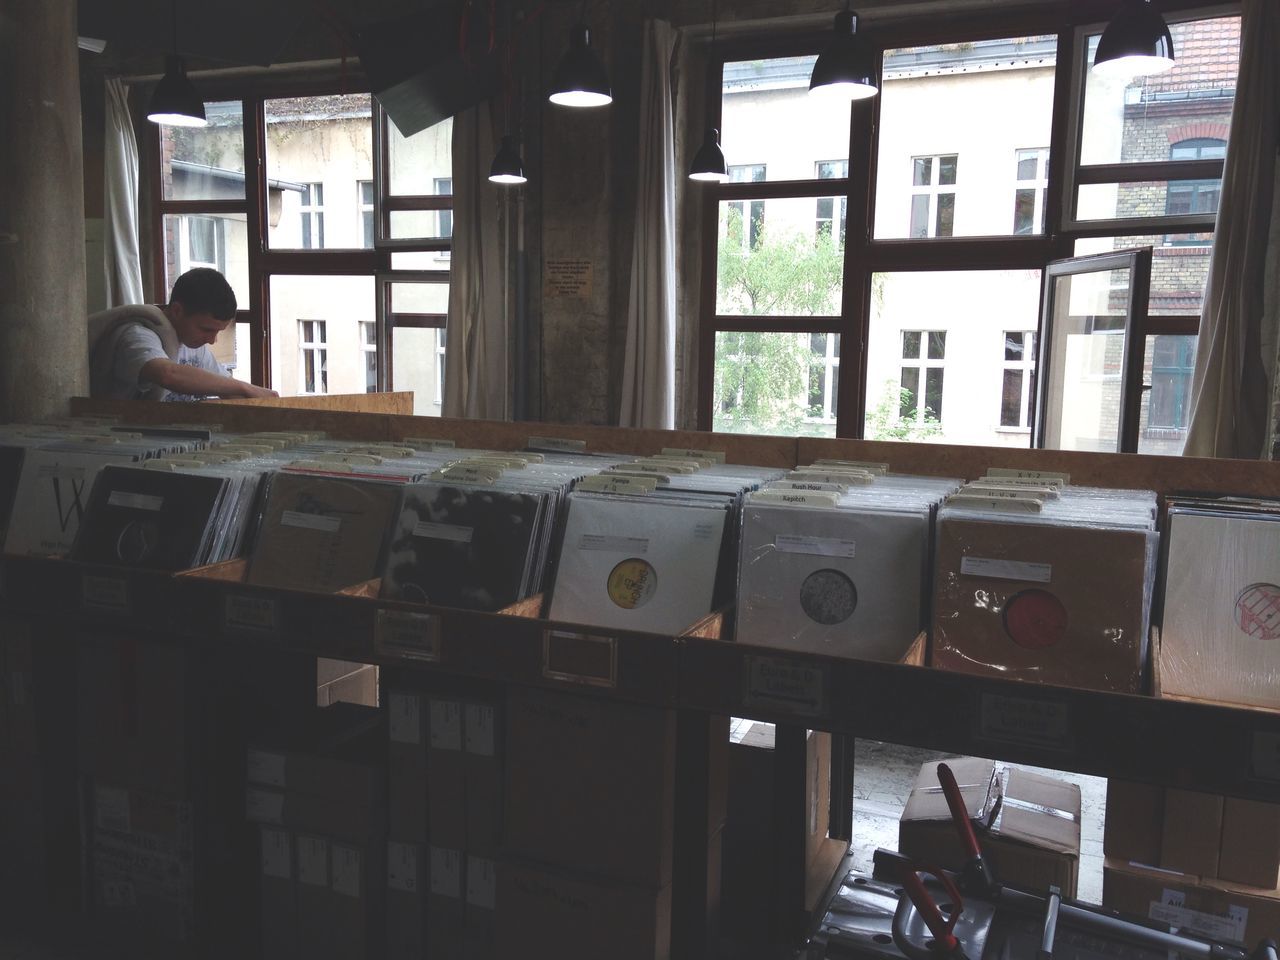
[
  {"left": 619, "top": 20, "right": 679, "bottom": 429},
  {"left": 1183, "top": 0, "right": 1280, "bottom": 459},
  {"left": 103, "top": 77, "right": 145, "bottom": 307},
  {"left": 443, "top": 101, "right": 510, "bottom": 420}
]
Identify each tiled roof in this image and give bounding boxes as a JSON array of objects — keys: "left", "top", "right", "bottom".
[{"left": 1142, "top": 17, "right": 1240, "bottom": 96}]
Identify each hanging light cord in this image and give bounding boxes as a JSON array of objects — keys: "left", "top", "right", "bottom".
[{"left": 170, "top": 0, "right": 179, "bottom": 54}]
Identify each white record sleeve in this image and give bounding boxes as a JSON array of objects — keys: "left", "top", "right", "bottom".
[
  {"left": 736, "top": 502, "right": 930, "bottom": 661},
  {"left": 1161, "top": 510, "right": 1280, "bottom": 709},
  {"left": 548, "top": 494, "right": 728, "bottom": 635},
  {"left": 3, "top": 449, "right": 134, "bottom": 557}
]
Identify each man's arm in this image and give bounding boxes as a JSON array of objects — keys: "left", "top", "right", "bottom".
[{"left": 139, "top": 358, "right": 278, "bottom": 399}]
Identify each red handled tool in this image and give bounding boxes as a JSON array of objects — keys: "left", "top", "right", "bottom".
[{"left": 936, "top": 761, "right": 997, "bottom": 897}]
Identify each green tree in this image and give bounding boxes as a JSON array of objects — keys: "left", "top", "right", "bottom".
[{"left": 864, "top": 379, "right": 943, "bottom": 441}]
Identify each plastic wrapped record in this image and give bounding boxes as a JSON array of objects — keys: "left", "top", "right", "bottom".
[
  {"left": 736, "top": 501, "right": 931, "bottom": 661},
  {"left": 1160, "top": 507, "right": 1280, "bottom": 709},
  {"left": 547, "top": 492, "right": 728, "bottom": 635}
]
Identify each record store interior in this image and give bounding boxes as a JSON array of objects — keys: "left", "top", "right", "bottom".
[{"left": 3, "top": 0, "right": 1280, "bottom": 957}]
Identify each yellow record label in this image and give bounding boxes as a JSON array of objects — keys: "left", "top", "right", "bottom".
[{"left": 607, "top": 558, "right": 657, "bottom": 610}]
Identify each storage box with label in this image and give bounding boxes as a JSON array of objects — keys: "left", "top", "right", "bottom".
[
  {"left": 898, "top": 758, "right": 1081, "bottom": 898},
  {"left": 386, "top": 691, "right": 428, "bottom": 842},
  {"left": 386, "top": 841, "right": 427, "bottom": 960},
  {"left": 1220, "top": 798, "right": 1280, "bottom": 889},
  {"left": 427, "top": 846, "right": 465, "bottom": 958},
  {"left": 1103, "top": 857, "right": 1280, "bottom": 948},
  {"left": 505, "top": 687, "right": 675, "bottom": 886},
  {"left": 427, "top": 697, "right": 467, "bottom": 850},
  {"left": 259, "top": 826, "right": 297, "bottom": 960},
  {"left": 464, "top": 700, "right": 502, "bottom": 858},
  {"left": 1161, "top": 789, "right": 1223, "bottom": 877}
]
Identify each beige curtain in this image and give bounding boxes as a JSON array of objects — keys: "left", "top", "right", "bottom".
[
  {"left": 1183, "top": 0, "right": 1280, "bottom": 459},
  {"left": 619, "top": 20, "right": 679, "bottom": 429},
  {"left": 442, "top": 101, "right": 511, "bottom": 420},
  {"left": 103, "top": 77, "right": 145, "bottom": 306}
]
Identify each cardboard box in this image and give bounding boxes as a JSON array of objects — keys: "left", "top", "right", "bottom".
[
  {"left": 427, "top": 846, "right": 465, "bottom": 959},
  {"left": 1104, "top": 857, "right": 1280, "bottom": 948},
  {"left": 465, "top": 855, "right": 497, "bottom": 958},
  {"left": 1104, "top": 780, "right": 1163, "bottom": 865},
  {"left": 87, "top": 781, "right": 196, "bottom": 943},
  {"left": 386, "top": 841, "right": 427, "bottom": 960},
  {"left": 1219, "top": 798, "right": 1280, "bottom": 889},
  {"left": 898, "top": 758, "right": 1081, "bottom": 899},
  {"left": 464, "top": 701, "right": 502, "bottom": 858},
  {"left": 1161, "top": 790, "right": 1223, "bottom": 877},
  {"left": 505, "top": 688, "right": 676, "bottom": 887},
  {"left": 386, "top": 691, "right": 428, "bottom": 842},
  {"left": 496, "top": 860, "right": 672, "bottom": 960},
  {"left": 260, "top": 826, "right": 297, "bottom": 960},
  {"left": 427, "top": 698, "right": 467, "bottom": 850}
]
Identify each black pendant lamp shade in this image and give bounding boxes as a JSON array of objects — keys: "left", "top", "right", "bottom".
[
  {"left": 548, "top": 23, "right": 612, "bottom": 108},
  {"left": 1093, "top": 0, "right": 1175, "bottom": 76},
  {"left": 689, "top": 128, "right": 729, "bottom": 182},
  {"left": 809, "top": 10, "right": 878, "bottom": 101},
  {"left": 489, "top": 135, "right": 527, "bottom": 185},
  {"left": 148, "top": 55, "right": 207, "bottom": 127}
]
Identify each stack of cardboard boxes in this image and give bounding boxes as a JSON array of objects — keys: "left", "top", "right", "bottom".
[
  {"left": 1103, "top": 782, "right": 1280, "bottom": 946},
  {"left": 383, "top": 686, "right": 500, "bottom": 959},
  {"left": 249, "top": 702, "right": 387, "bottom": 960}
]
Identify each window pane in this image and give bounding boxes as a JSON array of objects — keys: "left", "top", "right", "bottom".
[
  {"left": 1077, "top": 181, "right": 1223, "bottom": 222},
  {"left": 390, "top": 281, "right": 449, "bottom": 315},
  {"left": 1080, "top": 17, "right": 1240, "bottom": 167},
  {"left": 909, "top": 195, "right": 930, "bottom": 238},
  {"left": 265, "top": 94, "right": 372, "bottom": 250},
  {"left": 389, "top": 117, "right": 454, "bottom": 196},
  {"left": 935, "top": 193, "right": 955, "bottom": 237},
  {"left": 1139, "top": 334, "right": 1198, "bottom": 454},
  {"left": 720, "top": 57, "right": 852, "bottom": 183},
  {"left": 875, "top": 36, "right": 1056, "bottom": 239},
  {"left": 716, "top": 199, "right": 843, "bottom": 316},
  {"left": 162, "top": 213, "right": 249, "bottom": 307},
  {"left": 1074, "top": 234, "right": 1212, "bottom": 317},
  {"left": 1005, "top": 332, "right": 1025, "bottom": 361},
  {"left": 712, "top": 331, "right": 840, "bottom": 438},
  {"left": 902, "top": 331, "right": 921, "bottom": 359},
  {"left": 161, "top": 101, "right": 245, "bottom": 201},
  {"left": 269, "top": 275, "right": 374, "bottom": 397},
  {"left": 389, "top": 210, "right": 453, "bottom": 241},
  {"left": 900, "top": 367, "right": 920, "bottom": 420},
  {"left": 1000, "top": 369, "right": 1024, "bottom": 426},
  {"left": 1016, "top": 153, "right": 1039, "bottom": 180},
  {"left": 392, "top": 326, "right": 447, "bottom": 416},
  {"left": 865, "top": 270, "right": 1042, "bottom": 446},
  {"left": 390, "top": 251, "right": 452, "bottom": 270},
  {"left": 1013, "top": 189, "right": 1036, "bottom": 234}
]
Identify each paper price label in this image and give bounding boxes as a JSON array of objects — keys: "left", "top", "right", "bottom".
[
  {"left": 389, "top": 692, "right": 423, "bottom": 745},
  {"left": 542, "top": 630, "right": 618, "bottom": 689},
  {"left": 82, "top": 575, "right": 130, "bottom": 614},
  {"left": 743, "top": 655, "right": 828, "bottom": 718},
  {"left": 465, "top": 704, "right": 497, "bottom": 757},
  {"left": 260, "top": 828, "right": 292, "bottom": 880},
  {"left": 466, "top": 856, "right": 497, "bottom": 910},
  {"left": 225, "top": 594, "right": 279, "bottom": 638},
  {"left": 528, "top": 436, "right": 586, "bottom": 453},
  {"left": 978, "top": 693, "right": 1073, "bottom": 753},
  {"left": 960, "top": 557, "right": 1052, "bottom": 584},
  {"left": 388, "top": 842, "right": 419, "bottom": 892},
  {"left": 281, "top": 510, "right": 342, "bottom": 533},
  {"left": 107, "top": 491, "right": 164, "bottom": 511},
  {"left": 247, "top": 749, "right": 287, "bottom": 788},
  {"left": 297, "top": 837, "right": 329, "bottom": 887},
  {"left": 375, "top": 608, "right": 442, "bottom": 662},
  {"left": 1251, "top": 731, "right": 1280, "bottom": 782},
  {"left": 429, "top": 847, "right": 462, "bottom": 898},
  {"left": 429, "top": 700, "right": 464, "bottom": 751},
  {"left": 331, "top": 844, "right": 363, "bottom": 898},
  {"left": 1150, "top": 892, "right": 1247, "bottom": 944}
]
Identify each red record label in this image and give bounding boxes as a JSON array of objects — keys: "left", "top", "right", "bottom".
[
  {"left": 1003, "top": 589, "right": 1068, "bottom": 650},
  {"left": 1235, "top": 583, "right": 1280, "bottom": 640}
]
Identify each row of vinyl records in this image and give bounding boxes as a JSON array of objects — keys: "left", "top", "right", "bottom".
[{"left": 1, "top": 419, "right": 1277, "bottom": 709}]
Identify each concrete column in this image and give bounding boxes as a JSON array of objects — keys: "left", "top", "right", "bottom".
[{"left": 0, "top": 0, "right": 89, "bottom": 422}]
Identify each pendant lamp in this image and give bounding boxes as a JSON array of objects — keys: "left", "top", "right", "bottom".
[
  {"left": 689, "top": 0, "right": 728, "bottom": 182},
  {"left": 490, "top": 135, "right": 527, "bottom": 185},
  {"left": 1093, "top": 0, "right": 1175, "bottom": 76},
  {"left": 809, "top": 7, "right": 878, "bottom": 101},
  {"left": 147, "top": 2, "right": 206, "bottom": 127},
  {"left": 549, "top": 21, "right": 612, "bottom": 108}
]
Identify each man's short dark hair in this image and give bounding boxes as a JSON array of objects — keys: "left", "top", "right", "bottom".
[{"left": 169, "top": 268, "right": 237, "bottom": 321}]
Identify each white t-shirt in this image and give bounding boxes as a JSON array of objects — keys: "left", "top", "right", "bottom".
[{"left": 104, "top": 323, "right": 227, "bottom": 402}]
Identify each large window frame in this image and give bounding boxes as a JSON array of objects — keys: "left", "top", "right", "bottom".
[
  {"left": 696, "top": 1, "right": 1234, "bottom": 441},
  {"left": 148, "top": 81, "right": 453, "bottom": 394}
]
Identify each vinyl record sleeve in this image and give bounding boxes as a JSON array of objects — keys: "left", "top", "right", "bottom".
[
  {"left": 247, "top": 473, "right": 403, "bottom": 592},
  {"left": 380, "top": 482, "right": 546, "bottom": 610},
  {"left": 931, "top": 516, "right": 1154, "bottom": 693},
  {"left": 0, "top": 446, "right": 25, "bottom": 548},
  {"left": 3, "top": 449, "right": 136, "bottom": 557},
  {"left": 71, "top": 466, "right": 229, "bottom": 571},
  {"left": 547, "top": 494, "right": 728, "bottom": 635},
  {"left": 1160, "top": 510, "right": 1280, "bottom": 708},
  {"left": 736, "top": 503, "right": 929, "bottom": 661}
]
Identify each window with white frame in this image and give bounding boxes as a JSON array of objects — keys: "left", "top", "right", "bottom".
[
  {"left": 434, "top": 328, "right": 447, "bottom": 406},
  {"left": 358, "top": 180, "right": 374, "bottom": 249},
  {"left": 360, "top": 320, "right": 377, "bottom": 393},
  {"left": 900, "top": 330, "right": 946, "bottom": 423},
  {"left": 183, "top": 216, "right": 224, "bottom": 272},
  {"left": 909, "top": 155, "right": 957, "bottom": 238},
  {"left": 728, "top": 164, "right": 767, "bottom": 250},
  {"left": 807, "top": 333, "right": 840, "bottom": 422},
  {"left": 816, "top": 160, "right": 848, "bottom": 247},
  {"left": 299, "top": 320, "right": 328, "bottom": 394},
  {"left": 999, "top": 331, "right": 1036, "bottom": 428},
  {"left": 1013, "top": 148, "right": 1048, "bottom": 236},
  {"left": 435, "top": 178, "right": 454, "bottom": 238},
  {"left": 300, "top": 182, "right": 325, "bottom": 250}
]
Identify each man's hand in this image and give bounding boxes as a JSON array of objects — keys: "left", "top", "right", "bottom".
[
  {"left": 240, "top": 384, "right": 280, "bottom": 399},
  {"left": 140, "top": 358, "right": 278, "bottom": 400}
]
